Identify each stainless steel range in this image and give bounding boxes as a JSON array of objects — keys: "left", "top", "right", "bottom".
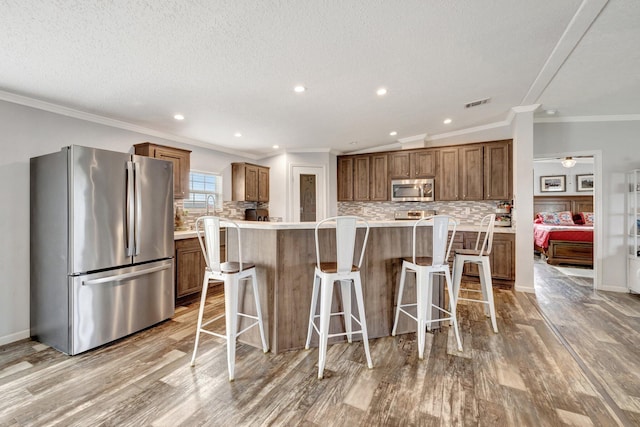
[{"left": 394, "top": 209, "right": 436, "bottom": 220}]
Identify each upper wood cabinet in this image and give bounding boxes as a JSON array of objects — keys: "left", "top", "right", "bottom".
[
  {"left": 436, "top": 140, "right": 512, "bottom": 201},
  {"left": 134, "top": 142, "right": 191, "bottom": 199},
  {"left": 459, "top": 145, "right": 484, "bottom": 201},
  {"left": 389, "top": 150, "right": 435, "bottom": 179},
  {"left": 436, "top": 148, "right": 459, "bottom": 201},
  {"left": 337, "top": 153, "right": 388, "bottom": 201},
  {"left": 483, "top": 140, "right": 512, "bottom": 200},
  {"left": 412, "top": 150, "right": 436, "bottom": 178},
  {"left": 388, "top": 152, "right": 411, "bottom": 178},
  {"left": 338, "top": 139, "right": 511, "bottom": 202},
  {"left": 337, "top": 157, "right": 354, "bottom": 201},
  {"left": 232, "top": 162, "right": 270, "bottom": 202},
  {"left": 353, "top": 155, "right": 371, "bottom": 201},
  {"left": 370, "top": 153, "right": 388, "bottom": 201}
]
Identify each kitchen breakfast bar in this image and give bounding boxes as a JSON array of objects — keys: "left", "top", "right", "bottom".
[{"left": 175, "top": 221, "right": 515, "bottom": 354}]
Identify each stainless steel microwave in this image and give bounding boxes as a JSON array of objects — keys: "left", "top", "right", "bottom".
[{"left": 391, "top": 178, "right": 435, "bottom": 202}]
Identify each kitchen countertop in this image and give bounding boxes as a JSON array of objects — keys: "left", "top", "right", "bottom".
[{"left": 174, "top": 220, "right": 515, "bottom": 239}]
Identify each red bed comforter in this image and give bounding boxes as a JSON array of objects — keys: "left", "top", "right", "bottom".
[{"left": 533, "top": 223, "right": 594, "bottom": 250}]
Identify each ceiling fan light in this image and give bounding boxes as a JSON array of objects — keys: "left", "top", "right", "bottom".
[{"left": 561, "top": 157, "right": 576, "bottom": 168}]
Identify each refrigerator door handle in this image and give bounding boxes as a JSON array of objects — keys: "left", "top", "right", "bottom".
[
  {"left": 133, "top": 161, "right": 142, "bottom": 256},
  {"left": 125, "top": 161, "right": 135, "bottom": 256},
  {"left": 82, "top": 263, "right": 172, "bottom": 286}
]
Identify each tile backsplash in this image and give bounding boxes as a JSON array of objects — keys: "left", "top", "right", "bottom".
[
  {"left": 174, "top": 199, "right": 510, "bottom": 229},
  {"left": 174, "top": 200, "right": 268, "bottom": 230},
  {"left": 338, "top": 200, "right": 502, "bottom": 225}
]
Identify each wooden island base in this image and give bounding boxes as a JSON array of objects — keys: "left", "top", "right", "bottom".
[{"left": 225, "top": 222, "right": 514, "bottom": 354}]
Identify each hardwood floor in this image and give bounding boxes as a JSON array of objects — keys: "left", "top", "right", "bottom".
[{"left": 1, "top": 268, "right": 639, "bottom": 426}]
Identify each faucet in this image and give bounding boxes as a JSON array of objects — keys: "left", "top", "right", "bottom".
[{"left": 206, "top": 194, "right": 216, "bottom": 215}]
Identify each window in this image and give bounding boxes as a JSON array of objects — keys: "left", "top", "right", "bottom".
[{"left": 183, "top": 171, "right": 222, "bottom": 211}]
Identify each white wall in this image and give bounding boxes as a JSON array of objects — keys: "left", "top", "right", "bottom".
[
  {"left": 262, "top": 151, "right": 337, "bottom": 221},
  {"left": 533, "top": 161, "right": 594, "bottom": 196},
  {"left": 534, "top": 120, "right": 640, "bottom": 290},
  {"left": 260, "top": 153, "right": 288, "bottom": 220},
  {"left": 0, "top": 99, "right": 259, "bottom": 345}
]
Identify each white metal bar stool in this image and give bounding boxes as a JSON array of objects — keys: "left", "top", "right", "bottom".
[
  {"left": 305, "top": 216, "right": 373, "bottom": 379},
  {"left": 190, "top": 216, "right": 268, "bottom": 381},
  {"left": 391, "top": 215, "right": 463, "bottom": 358},
  {"left": 451, "top": 213, "right": 498, "bottom": 333}
]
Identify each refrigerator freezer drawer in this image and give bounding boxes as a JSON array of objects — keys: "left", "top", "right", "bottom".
[{"left": 70, "top": 259, "right": 174, "bottom": 355}]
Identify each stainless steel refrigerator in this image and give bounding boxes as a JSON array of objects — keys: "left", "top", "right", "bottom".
[{"left": 30, "top": 145, "right": 175, "bottom": 355}]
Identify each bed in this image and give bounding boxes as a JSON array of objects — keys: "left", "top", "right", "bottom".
[{"left": 533, "top": 196, "right": 594, "bottom": 266}]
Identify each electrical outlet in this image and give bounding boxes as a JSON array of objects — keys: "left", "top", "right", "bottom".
[{"left": 465, "top": 207, "right": 471, "bottom": 215}]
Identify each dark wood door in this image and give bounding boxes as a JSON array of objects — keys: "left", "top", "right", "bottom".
[
  {"left": 370, "top": 154, "right": 388, "bottom": 200},
  {"left": 337, "top": 156, "right": 354, "bottom": 201},
  {"left": 353, "top": 155, "right": 371, "bottom": 201},
  {"left": 300, "top": 174, "right": 317, "bottom": 222},
  {"left": 484, "top": 140, "right": 511, "bottom": 200},
  {"left": 244, "top": 165, "right": 259, "bottom": 201},
  {"left": 175, "top": 232, "right": 226, "bottom": 302},
  {"left": 175, "top": 237, "right": 206, "bottom": 299},
  {"left": 258, "top": 167, "right": 270, "bottom": 202},
  {"left": 437, "top": 148, "right": 459, "bottom": 200},
  {"left": 459, "top": 145, "right": 484, "bottom": 201},
  {"left": 389, "top": 152, "right": 411, "bottom": 178},
  {"left": 462, "top": 232, "right": 514, "bottom": 282},
  {"left": 412, "top": 150, "right": 436, "bottom": 178},
  {"left": 489, "top": 234, "right": 515, "bottom": 280}
]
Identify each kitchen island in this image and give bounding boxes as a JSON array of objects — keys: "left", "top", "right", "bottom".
[{"left": 175, "top": 221, "right": 515, "bottom": 354}]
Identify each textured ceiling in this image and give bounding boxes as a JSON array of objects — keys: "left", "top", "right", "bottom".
[{"left": 1, "top": 0, "right": 638, "bottom": 157}]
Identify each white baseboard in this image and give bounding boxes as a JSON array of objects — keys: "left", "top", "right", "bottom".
[
  {"left": 514, "top": 284, "right": 535, "bottom": 293},
  {"left": 0, "top": 329, "right": 30, "bottom": 347},
  {"left": 598, "top": 285, "right": 629, "bottom": 293}
]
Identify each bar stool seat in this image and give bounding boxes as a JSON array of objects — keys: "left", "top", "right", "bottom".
[
  {"left": 190, "top": 216, "right": 268, "bottom": 381},
  {"left": 392, "top": 215, "right": 463, "bottom": 359},
  {"left": 305, "top": 216, "right": 373, "bottom": 379},
  {"left": 452, "top": 213, "right": 498, "bottom": 333}
]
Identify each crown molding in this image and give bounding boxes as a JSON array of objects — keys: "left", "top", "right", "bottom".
[
  {"left": 397, "top": 133, "right": 427, "bottom": 144},
  {"left": 512, "top": 104, "right": 540, "bottom": 114},
  {"left": 0, "top": 89, "right": 261, "bottom": 160},
  {"left": 428, "top": 118, "right": 512, "bottom": 141},
  {"left": 535, "top": 114, "right": 640, "bottom": 123}
]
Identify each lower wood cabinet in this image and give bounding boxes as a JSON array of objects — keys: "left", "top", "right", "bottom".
[
  {"left": 447, "top": 231, "right": 514, "bottom": 287},
  {"left": 461, "top": 232, "right": 515, "bottom": 286},
  {"left": 175, "top": 231, "right": 225, "bottom": 304}
]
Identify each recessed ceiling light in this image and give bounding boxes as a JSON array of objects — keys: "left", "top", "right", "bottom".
[
  {"left": 389, "top": 131, "right": 397, "bottom": 136},
  {"left": 174, "top": 114, "right": 184, "bottom": 120},
  {"left": 234, "top": 132, "right": 242, "bottom": 137},
  {"left": 272, "top": 145, "right": 279, "bottom": 149},
  {"left": 443, "top": 118, "right": 452, "bottom": 124},
  {"left": 349, "top": 141, "right": 358, "bottom": 145},
  {"left": 546, "top": 109, "right": 557, "bottom": 115},
  {"left": 294, "top": 85, "right": 306, "bottom": 93},
  {"left": 376, "top": 88, "right": 388, "bottom": 96}
]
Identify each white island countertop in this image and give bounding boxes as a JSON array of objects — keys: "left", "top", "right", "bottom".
[{"left": 174, "top": 220, "right": 515, "bottom": 239}]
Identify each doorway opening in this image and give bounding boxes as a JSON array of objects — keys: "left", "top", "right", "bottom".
[
  {"left": 533, "top": 154, "right": 599, "bottom": 292},
  {"left": 291, "top": 165, "right": 326, "bottom": 222}
]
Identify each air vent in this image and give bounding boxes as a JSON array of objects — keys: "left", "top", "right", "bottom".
[{"left": 464, "top": 97, "right": 491, "bottom": 108}]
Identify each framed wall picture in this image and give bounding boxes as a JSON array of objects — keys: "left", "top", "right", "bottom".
[
  {"left": 540, "top": 175, "right": 566, "bottom": 192},
  {"left": 577, "top": 174, "right": 594, "bottom": 192}
]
